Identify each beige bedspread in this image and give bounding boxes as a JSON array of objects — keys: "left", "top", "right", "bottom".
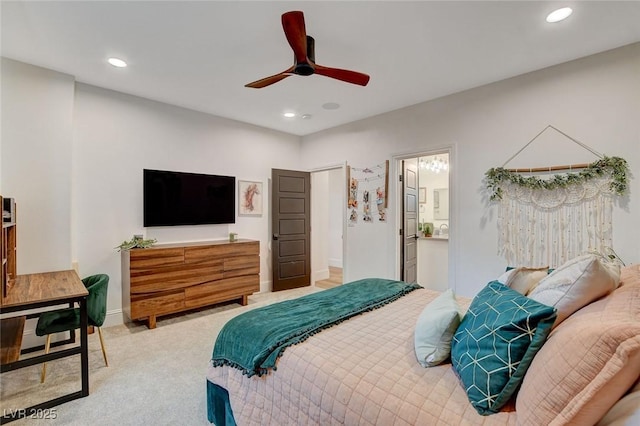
[{"left": 207, "top": 287, "right": 517, "bottom": 425}]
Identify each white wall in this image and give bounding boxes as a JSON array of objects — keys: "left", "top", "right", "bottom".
[
  {"left": 2, "top": 60, "right": 301, "bottom": 331},
  {"left": 311, "top": 167, "right": 345, "bottom": 284},
  {"left": 301, "top": 43, "right": 640, "bottom": 297},
  {"left": 72, "top": 84, "right": 301, "bottom": 318},
  {"left": 1, "top": 58, "right": 75, "bottom": 274},
  {"left": 311, "top": 171, "right": 329, "bottom": 283},
  {"left": 328, "top": 168, "right": 344, "bottom": 268}
]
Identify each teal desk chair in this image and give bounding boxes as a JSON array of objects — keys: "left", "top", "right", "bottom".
[{"left": 35, "top": 273, "right": 109, "bottom": 383}]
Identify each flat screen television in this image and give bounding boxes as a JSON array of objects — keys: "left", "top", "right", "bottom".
[{"left": 143, "top": 169, "right": 235, "bottom": 227}]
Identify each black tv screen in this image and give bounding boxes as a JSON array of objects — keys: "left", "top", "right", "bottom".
[{"left": 143, "top": 169, "right": 235, "bottom": 227}]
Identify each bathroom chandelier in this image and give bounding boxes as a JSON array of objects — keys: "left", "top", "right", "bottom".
[{"left": 420, "top": 156, "right": 448, "bottom": 173}]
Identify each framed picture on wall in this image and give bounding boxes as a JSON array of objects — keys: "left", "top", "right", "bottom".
[
  {"left": 419, "top": 187, "right": 426, "bottom": 204},
  {"left": 238, "top": 180, "right": 263, "bottom": 216}
]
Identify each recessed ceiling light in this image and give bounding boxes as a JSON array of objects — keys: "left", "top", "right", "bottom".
[
  {"left": 301, "top": 114, "right": 312, "bottom": 120},
  {"left": 283, "top": 112, "right": 296, "bottom": 118},
  {"left": 322, "top": 102, "right": 340, "bottom": 110},
  {"left": 546, "top": 7, "right": 573, "bottom": 23},
  {"left": 108, "top": 57, "right": 127, "bottom": 68}
]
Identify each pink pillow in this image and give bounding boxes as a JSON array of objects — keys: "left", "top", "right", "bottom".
[
  {"left": 516, "top": 265, "right": 640, "bottom": 425},
  {"left": 596, "top": 378, "right": 640, "bottom": 425}
]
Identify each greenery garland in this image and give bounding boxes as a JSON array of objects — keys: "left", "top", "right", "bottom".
[{"left": 485, "top": 156, "right": 629, "bottom": 201}]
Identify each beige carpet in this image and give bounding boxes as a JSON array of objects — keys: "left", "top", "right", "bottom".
[{"left": 0, "top": 286, "right": 322, "bottom": 425}]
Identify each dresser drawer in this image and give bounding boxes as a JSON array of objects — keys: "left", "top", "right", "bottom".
[
  {"left": 184, "top": 275, "right": 259, "bottom": 308},
  {"left": 131, "top": 290, "right": 185, "bottom": 319},
  {"left": 130, "top": 247, "right": 185, "bottom": 269},
  {"left": 224, "top": 255, "right": 259, "bottom": 271},
  {"left": 130, "top": 259, "right": 224, "bottom": 294},
  {"left": 184, "top": 241, "right": 259, "bottom": 263}
]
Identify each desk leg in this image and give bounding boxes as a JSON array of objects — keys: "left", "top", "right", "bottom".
[{"left": 79, "top": 297, "right": 89, "bottom": 397}]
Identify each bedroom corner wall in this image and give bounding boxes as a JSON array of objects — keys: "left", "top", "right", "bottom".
[
  {"left": 300, "top": 43, "right": 640, "bottom": 297},
  {"left": 72, "top": 83, "right": 302, "bottom": 323},
  {"left": 2, "top": 58, "right": 302, "bottom": 332},
  {"left": 1, "top": 58, "right": 75, "bottom": 274}
]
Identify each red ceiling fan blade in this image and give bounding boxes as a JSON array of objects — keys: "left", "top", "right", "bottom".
[
  {"left": 281, "top": 11, "right": 308, "bottom": 64},
  {"left": 245, "top": 67, "right": 295, "bottom": 88},
  {"left": 314, "top": 64, "right": 370, "bottom": 86}
]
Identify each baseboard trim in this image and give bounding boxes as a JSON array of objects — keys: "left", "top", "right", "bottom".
[
  {"left": 313, "top": 269, "right": 330, "bottom": 283},
  {"left": 328, "top": 259, "right": 343, "bottom": 268},
  {"left": 104, "top": 308, "right": 125, "bottom": 327}
]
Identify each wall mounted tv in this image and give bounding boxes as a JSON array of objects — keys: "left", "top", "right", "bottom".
[{"left": 143, "top": 169, "right": 235, "bottom": 227}]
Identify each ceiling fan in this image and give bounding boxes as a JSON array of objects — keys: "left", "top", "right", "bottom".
[{"left": 245, "top": 11, "right": 370, "bottom": 89}]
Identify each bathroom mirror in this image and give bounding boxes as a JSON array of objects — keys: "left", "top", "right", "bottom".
[{"left": 433, "top": 188, "right": 449, "bottom": 220}]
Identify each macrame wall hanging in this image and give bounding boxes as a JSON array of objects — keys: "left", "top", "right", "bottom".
[{"left": 485, "top": 125, "right": 629, "bottom": 268}]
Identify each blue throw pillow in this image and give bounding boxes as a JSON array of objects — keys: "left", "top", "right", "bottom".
[{"left": 451, "top": 281, "right": 556, "bottom": 415}]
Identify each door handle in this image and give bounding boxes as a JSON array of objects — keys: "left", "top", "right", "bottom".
[
  {"left": 273, "top": 234, "right": 279, "bottom": 240},
  {"left": 412, "top": 234, "right": 420, "bottom": 240}
]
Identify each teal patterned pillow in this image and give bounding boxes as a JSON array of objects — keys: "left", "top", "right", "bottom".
[{"left": 451, "top": 281, "right": 556, "bottom": 415}]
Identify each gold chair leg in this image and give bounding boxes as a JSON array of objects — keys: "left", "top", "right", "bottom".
[
  {"left": 97, "top": 327, "right": 109, "bottom": 367},
  {"left": 41, "top": 334, "right": 51, "bottom": 383}
]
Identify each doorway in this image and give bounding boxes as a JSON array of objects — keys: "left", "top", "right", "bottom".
[
  {"left": 311, "top": 166, "right": 345, "bottom": 289},
  {"left": 396, "top": 150, "right": 451, "bottom": 290}
]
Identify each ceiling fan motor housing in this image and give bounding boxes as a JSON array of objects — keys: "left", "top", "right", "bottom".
[
  {"left": 294, "top": 36, "right": 316, "bottom": 76},
  {"left": 294, "top": 63, "right": 315, "bottom": 76}
]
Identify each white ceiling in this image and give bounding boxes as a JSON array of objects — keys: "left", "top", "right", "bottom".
[{"left": 2, "top": 1, "right": 639, "bottom": 136}]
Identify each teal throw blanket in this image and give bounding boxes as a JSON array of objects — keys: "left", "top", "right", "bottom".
[{"left": 211, "top": 278, "right": 421, "bottom": 377}]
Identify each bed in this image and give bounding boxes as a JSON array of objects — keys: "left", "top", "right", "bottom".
[{"left": 206, "top": 263, "right": 640, "bottom": 425}]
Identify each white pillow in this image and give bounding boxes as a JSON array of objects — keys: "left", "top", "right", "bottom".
[
  {"left": 497, "top": 266, "right": 549, "bottom": 295},
  {"left": 497, "top": 268, "right": 516, "bottom": 284},
  {"left": 414, "top": 289, "right": 461, "bottom": 367},
  {"left": 528, "top": 254, "right": 621, "bottom": 326}
]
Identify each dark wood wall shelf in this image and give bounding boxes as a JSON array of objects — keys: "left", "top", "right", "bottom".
[{"left": 1, "top": 195, "right": 17, "bottom": 303}]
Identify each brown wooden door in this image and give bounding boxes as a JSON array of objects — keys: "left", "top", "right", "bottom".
[
  {"left": 271, "top": 169, "right": 311, "bottom": 291},
  {"left": 402, "top": 159, "right": 418, "bottom": 283}
]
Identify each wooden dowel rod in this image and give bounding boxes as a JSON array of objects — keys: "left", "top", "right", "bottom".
[{"left": 506, "top": 163, "right": 591, "bottom": 173}]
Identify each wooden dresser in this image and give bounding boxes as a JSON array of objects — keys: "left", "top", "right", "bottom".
[{"left": 122, "top": 239, "right": 259, "bottom": 329}]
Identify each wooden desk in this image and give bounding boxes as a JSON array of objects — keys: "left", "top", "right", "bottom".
[{"left": 0, "top": 270, "right": 89, "bottom": 424}]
